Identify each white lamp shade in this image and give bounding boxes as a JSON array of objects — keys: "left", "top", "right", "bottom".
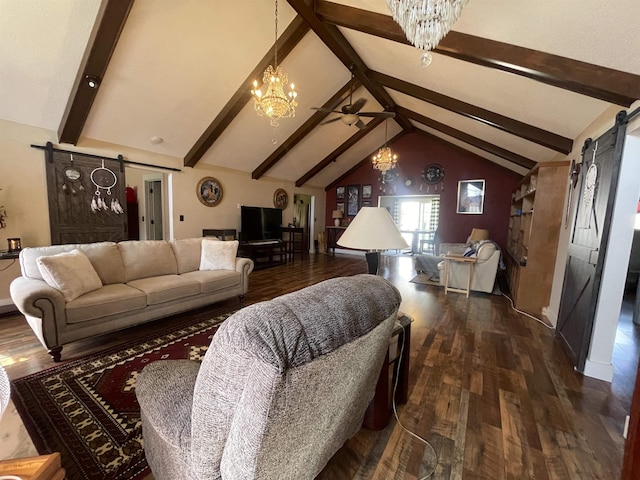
[{"left": 337, "top": 207, "right": 408, "bottom": 251}]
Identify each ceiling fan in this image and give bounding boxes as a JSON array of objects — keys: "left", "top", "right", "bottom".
[{"left": 311, "top": 69, "right": 395, "bottom": 130}]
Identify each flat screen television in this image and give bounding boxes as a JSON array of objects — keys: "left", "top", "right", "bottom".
[{"left": 240, "top": 206, "right": 283, "bottom": 242}]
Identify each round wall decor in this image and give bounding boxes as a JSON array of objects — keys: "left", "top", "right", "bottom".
[
  {"left": 197, "top": 177, "right": 223, "bottom": 207},
  {"left": 422, "top": 163, "right": 444, "bottom": 184},
  {"left": 273, "top": 188, "right": 288, "bottom": 209}
]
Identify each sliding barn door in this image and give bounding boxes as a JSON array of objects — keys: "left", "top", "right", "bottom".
[
  {"left": 556, "top": 113, "right": 627, "bottom": 372},
  {"left": 45, "top": 150, "right": 128, "bottom": 244}
]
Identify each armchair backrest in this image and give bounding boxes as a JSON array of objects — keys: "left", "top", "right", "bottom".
[{"left": 190, "top": 274, "right": 401, "bottom": 480}]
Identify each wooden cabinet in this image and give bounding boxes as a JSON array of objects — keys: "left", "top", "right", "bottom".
[{"left": 506, "top": 161, "right": 569, "bottom": 317}]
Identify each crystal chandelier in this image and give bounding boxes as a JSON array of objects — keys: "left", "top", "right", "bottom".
[
  {"left": 386, "top": 0, "right": 469, "bottom": 67},
  {"left": 251, "top": 0, "right": 298, "bottom": 127},
  {"left": 372, "top": 119, "right": 398, "bottom": 172}
]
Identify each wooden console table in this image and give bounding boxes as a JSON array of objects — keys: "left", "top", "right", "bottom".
[
  {"left": 363, "top": 313, "right": 411, "bottom": 430},
  {"left": 202, "top": 228, "right": 236, "bottom": 241},
  {"left": 239, "top": 241, "right": 285, "bottom": 269},
  {"left": 281, "top": 227, "right": 306, "bottom": 261},
  {"left": 326, "top": 226, "right": 346, "bottom": 254}
]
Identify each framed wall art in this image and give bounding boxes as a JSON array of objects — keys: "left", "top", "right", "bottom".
[
  {"left": 197, "top": 177, "right": 223, "bottom": 207},
  {"left": 336, "top": 202, "right": 345, "bottom": 213},
  {"left": 347, "top": 185, "right": 360, "bottom": 216},
  {"left": 273, "top": 188, "right": 288, "bottom": 209},
  {"left": 362, "top": 184, "right": 372, "bottom": 199},
  {"left": 336, "top": 186, "right": 345, "bottom": 199},
  {"left": 457, "top": 179, "right": 485, "bottom": 214},
  {"left": 362, "top": 200, "right": 372, "bottom": 208}
]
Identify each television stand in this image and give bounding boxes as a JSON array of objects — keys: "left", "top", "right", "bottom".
[{"left": 239, "top": 240, "right": 286, "bottom": 269}]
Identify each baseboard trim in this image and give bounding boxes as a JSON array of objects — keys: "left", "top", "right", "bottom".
[{"left": 582, "top": 359, "right": 614, "bottom": 382}]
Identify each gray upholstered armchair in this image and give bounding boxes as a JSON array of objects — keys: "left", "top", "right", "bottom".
[{"left": 136, "top": 274, "right": 401, "bottom": 480}]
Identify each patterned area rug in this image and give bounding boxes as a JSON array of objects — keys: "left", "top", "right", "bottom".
[{"left": 11, "top": 308, "right": 236, "bottom": 480}]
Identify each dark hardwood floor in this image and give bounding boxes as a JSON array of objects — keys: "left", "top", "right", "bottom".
[{"left": 1, "top": 253, "right": 635, "bottom": 479}]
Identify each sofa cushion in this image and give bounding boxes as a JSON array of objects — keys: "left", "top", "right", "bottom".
[
  {"left": 36, "top": 249, "right": 103, "bottom": 302},
  {"left": 171, "top": 238, "right": 206, "bottom": 274},
  {"left": 78, "top": 242, "right": 126, "bottom": 285},
  {"left": 66, "top": 284, "right": 147, "bottom": 324},
  {"left": 127, "top": 275, "right": 200, "bottom": 305},
  {"left": 181, "top": 270, "right": 241, "bottom": 294},
  {"left": 20, "top": 244, "right": 83, "bottom": 280},
  {"left": 199, "top": 240, "right": 238, "bottom": 271},
  {"left": 119, "top": 241, "right": 178, "bottom": 282}
]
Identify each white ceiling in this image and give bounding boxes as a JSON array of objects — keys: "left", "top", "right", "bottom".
[{"left": 1, "top": 0, "right": 639, "bottom": 187}]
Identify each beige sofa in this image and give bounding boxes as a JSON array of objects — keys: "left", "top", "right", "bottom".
[
  {"left": 437, "top": 240, "right": 501, "bottom": 293},
  {"left": 10, "top": 238, "right": 254, "bottom": 361}
]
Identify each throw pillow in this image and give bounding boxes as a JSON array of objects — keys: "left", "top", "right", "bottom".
[
  {"left": 36, "top": 249, "right": 103, "bottom": 302},
  {"left": 199, "top": 239, "right": 239, "bottom": 271}
]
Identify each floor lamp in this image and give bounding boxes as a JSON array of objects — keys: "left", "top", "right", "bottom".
[{"left": 337, "top": 207, "right": 408, "bottom": 274}]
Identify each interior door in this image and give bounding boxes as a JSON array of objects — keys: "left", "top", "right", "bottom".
[
  {"left": 556, "top": 116, "right": 627, "bottom": 372},
  {"left": 145, "top": 180, "right": 163, "bottom": 240},
  {"left": 45, "top": 150, "right": 127, "bottom": 244}
]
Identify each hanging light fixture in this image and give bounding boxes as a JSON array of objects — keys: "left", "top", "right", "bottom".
[
  {"left": 386, "top": 0, "right": 469, "bottom": 67},
  {"left": 251, "top": 0, "right": 298, "bottom": 127},
  {"left": 372, "top": 119, "right": 398, "bottom": 173}
]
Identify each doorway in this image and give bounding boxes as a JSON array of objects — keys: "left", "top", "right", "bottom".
[
  {"left": 144, "top": 177, "right": 164, "bottom": 240},
  {"left": 378, "top": 195, "right": 440, "bottom": 254},
  {"left": 293, "top": 194, "right": 312, "bottom": 253}
]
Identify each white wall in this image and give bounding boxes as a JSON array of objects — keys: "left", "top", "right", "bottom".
[{"left": 0, "top": 119, "right": 326, "bottom": 307}]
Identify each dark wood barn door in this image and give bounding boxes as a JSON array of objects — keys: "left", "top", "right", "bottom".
[
  {"left": 556, "top": 115, "right": 627, "bottom": 372},
  {"left": 45, "top": 150, "right": 128, "bottom": 244}
]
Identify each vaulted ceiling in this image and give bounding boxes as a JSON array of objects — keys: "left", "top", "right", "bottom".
[{"left": 2, "top": 0, "right": 639, "bottom": 188}]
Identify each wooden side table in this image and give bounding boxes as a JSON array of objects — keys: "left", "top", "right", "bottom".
[
  {"left": 363, "top": 313, "right": 412, "bottom": 430},
  {"left": 444, "top": 254, "right": 477, "bottom": 297},
  {"left": 0, "top": 453, "right": 65, "bottom": 480},
  {"left": 202, "top": 229, "right": 237, "bottom": 241}
]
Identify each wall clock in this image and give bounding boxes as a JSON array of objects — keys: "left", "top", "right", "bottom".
[{"left": 422, "top": 164, "right": 444, "bottom": 184}]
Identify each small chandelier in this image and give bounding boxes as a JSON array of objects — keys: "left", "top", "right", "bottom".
[
  {"left": 386, "top": 0, "right": 469, "bottom": 67},
  {"left": 372, "top": 119, "right": 398, "bottom": 172},
  {"left": 251, "top": 0, "right": 298, "bottom": 127}
]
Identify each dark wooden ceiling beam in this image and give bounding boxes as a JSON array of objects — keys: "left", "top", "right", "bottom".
[
  {"left": 286, "top": 0, "right": 412, "bottom": 131},
  {"left": 316, "top": 1, "right": 640, "bottom": 106},
  {"left": 252, "top": 77, "right": 360, "bottom": 179},
  {"left": 371, "top": 71, "right": 573, "bottom": 154},
  {"left": 397, "top": 107, "right": 536, "bottom": 170},
  {"left": 58, "top": 0, "right": 135, "bottom": 145},
  {"left": 184, "top": 16, "right": 309, "bottom": 168},
  {"left": 296, "top": 116, "right": 386, "bottom": 187},
  {"left": 325, "top": 131, "right": 407, "bottom": 191}
]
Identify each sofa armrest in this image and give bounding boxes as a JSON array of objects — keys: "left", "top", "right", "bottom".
[
  {"left": 438, "top": 243, "right": 467, "bottom": 256},
  {"left": 10, "top": 276, "right": 66, "bottom": 320},
  {"left": 235, "top": 257, "right": 254, "bottom": 295},
  {"left": 137, "top": 359, "right": 201, "bottom": 450}
]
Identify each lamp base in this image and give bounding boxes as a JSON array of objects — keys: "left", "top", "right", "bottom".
[
  {"left": 365, "top": 251, "right": 380, "bottom": 275},
  {"left": 334, "top": 218, "right": 341, "bottom": 227}
]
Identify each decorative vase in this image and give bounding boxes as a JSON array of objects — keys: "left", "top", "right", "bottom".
[{"left": 334, "top": 218, "right": 341, "bottom": 227}]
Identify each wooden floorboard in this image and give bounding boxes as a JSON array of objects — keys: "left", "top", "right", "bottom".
[{"left": 0, "top": 252, "right": 634, "bottom": 479}]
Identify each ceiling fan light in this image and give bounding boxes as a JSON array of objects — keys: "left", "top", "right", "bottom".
[{"left": 342, "top": 113, "right": 360, "bottom": 126}]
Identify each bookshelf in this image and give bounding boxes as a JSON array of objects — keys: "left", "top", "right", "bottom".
[{"left": 505, "top": 161, "right": 569, "bottom": 317}]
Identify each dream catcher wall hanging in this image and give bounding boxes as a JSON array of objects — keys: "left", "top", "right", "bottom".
[{"left": 91, "top": 159, "right": 124, "bottom": 214}]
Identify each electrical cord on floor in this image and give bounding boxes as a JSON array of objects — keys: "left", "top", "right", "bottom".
[
  {"left": 392, "top": 320, "right": 437, "bottom": 479},
  {"left": 0, "top": 259, "right": 15, "bottom": 272},
  {"left": 499, "top": 289, "right": 555, "bottom": 330}
]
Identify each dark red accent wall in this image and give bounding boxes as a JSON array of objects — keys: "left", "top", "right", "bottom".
[{"left": 325, "top": 132, "right": 524, "bottom": 251}]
